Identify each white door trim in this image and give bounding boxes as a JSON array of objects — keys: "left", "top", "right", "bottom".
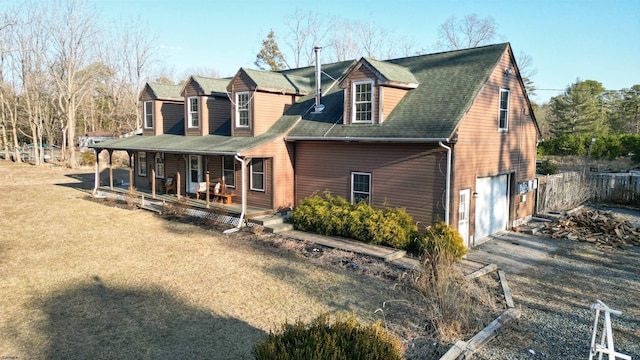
[
  {"left": 187, "top": 155, "right": 203, "bottom": 193},
  {"left": 458, "top": 189, "right": 470, "bottom": 247}
]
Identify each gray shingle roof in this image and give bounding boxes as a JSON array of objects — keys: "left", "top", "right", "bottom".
[
  {"left": 360, "top": 58, "right": 418, "bottom": 88},
  {"left": 100, "top": 44, "right": 510, "bottom": 153},
  {"left": 286, "top": 43, "right": 508, "bottom": 140},
  {"left": 191, "top": 76, "right": 231, "bottom": 96},
  {"left": 146, "top": 82, "right": 183, "bottom": 101},
  {"left": 240, "top": 68, "right": 311, "bottom": 95},
  {"left": 93, "top": 115, "right": 300, "bottom": 154}
]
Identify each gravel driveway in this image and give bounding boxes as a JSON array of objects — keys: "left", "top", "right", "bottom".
[{"left": 466, "top": 212, "right": 640, "bottom": 359}]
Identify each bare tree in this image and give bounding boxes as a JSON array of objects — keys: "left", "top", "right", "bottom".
[
  {"left": 47, "top": 0, "right": 99, "bottom": 167},
  {"left": 435, "top": 14, "right": 499, "bottom": 51},
  {"left": 327, "top": 19, "right": 359, "bottom": 62},
  {"left": 284, "top": 10, "right": 334, "bottom": 67},
  {"left": 516, "top": 50, "right": 538, "bottom": 97},
  {"left": 12, "top": 1, "right": 52, "bottom": 165}
]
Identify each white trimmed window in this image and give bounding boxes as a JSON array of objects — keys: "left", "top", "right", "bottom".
[
  {"left": 250, "top": 158, "right": 265, "bottom": 191},
  {"left": 351, "top": 172, "right": 371, "bottom": 204},
  {"left": 155, "top": 153, "right": 164, "bottom": 179},
  {"left": 352, "top": 80, "right": 374, "bottom": 123},
  {"left": 144, "top": 101, "right": 153, "bottom": 129},
  {"left": 222, "top": 155, "right": 235, "bottom": 188},
  {"left": 236, "top": 92, "right": 250, "bottom": 128},
  {"left": 498, "top": 89, "right": 510, "bottom": 131},
  {"left": 188, "top": 96, "right": 199, "bottom": 128},
  {"left": 138, "top": 152, "right": 147, "bottom": 176}
]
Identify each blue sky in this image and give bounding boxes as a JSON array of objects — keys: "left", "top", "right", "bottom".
[{"left": 96, "top": 0, "right": 639, "bottom": 104}]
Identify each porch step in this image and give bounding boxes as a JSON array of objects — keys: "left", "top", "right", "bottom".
[
  {"left": 250, "top": 214, "right": 294, "bottom": 233},
  {"left": 263, "top": 222, "right": 295, "bottom": 233},
  {"left": 250, "top": 214, "right": 288, "bottom": 227}
]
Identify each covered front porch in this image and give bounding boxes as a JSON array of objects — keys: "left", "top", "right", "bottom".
[{"left": 94, "top": 184, "right": 273, "bottom": 220}]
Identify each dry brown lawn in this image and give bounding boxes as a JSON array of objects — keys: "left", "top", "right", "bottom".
[{"left": 1, "top": 162, "right": 469, "bottom": 359}]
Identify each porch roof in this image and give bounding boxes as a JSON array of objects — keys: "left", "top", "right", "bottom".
[{"left": 91, "top": 115, "right": 300, "bottom": 155}]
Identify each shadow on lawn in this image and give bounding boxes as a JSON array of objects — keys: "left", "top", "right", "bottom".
[{"left": 30, "top": 276, "right": 265, "bottom": 360}]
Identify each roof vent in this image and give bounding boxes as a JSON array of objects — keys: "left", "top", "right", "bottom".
[{"left": 311, "top": 46, "right": 324, "bottom": 114}]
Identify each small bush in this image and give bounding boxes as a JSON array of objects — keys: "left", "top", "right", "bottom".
[
  {"left": 290, "top": 192, "right": 417, "bottom": 249},
  {"left": 537, "top": 159, "right": 559, "bottom": 175},
  {"left": 79, "top": 151, "right": 96, "bottom": 166},
  {"left": 253, "top": 313, "right": 404, "bottom": 360},
  {"left": 409, "top": 221, "right": 466, "bottom": 261}
]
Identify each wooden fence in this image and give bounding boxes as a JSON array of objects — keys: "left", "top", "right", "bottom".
[{"left": 535, "top": 172, "right": 640, "bottom": 214}]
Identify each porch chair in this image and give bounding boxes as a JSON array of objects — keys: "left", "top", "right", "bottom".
[{"left": 163, "top": 176, "right": 176, "bottom": 194}]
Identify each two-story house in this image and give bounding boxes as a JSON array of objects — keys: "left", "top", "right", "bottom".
[{"left": 93, "top": 43, "right": 540, "bottom": 246}]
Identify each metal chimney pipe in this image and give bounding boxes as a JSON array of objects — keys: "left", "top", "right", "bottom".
[{"left": 314, "top": 46, "right": 322, "bottom": 113}]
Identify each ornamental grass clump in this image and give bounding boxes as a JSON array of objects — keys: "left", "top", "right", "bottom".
[
  {"left": 408, "top": 222, "right": 495, "bottom": 343},
  {"left": 290, "top": 192, "right": 417, "bottom": 249},
  {"left": 253, "top": 312, "right": 404, "bottom": 360}
]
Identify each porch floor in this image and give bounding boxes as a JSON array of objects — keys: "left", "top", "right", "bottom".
[{"left": 97, "top": 185, "right": 273, "bottom": 219}]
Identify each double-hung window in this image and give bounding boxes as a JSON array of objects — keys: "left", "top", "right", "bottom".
[
  {"left": 138, "top": 152, "right": 147, "bottom": 176},
  {"left": 498, "top": 89, "right": 510, "bottom": 131},
  {"left": 351, "top": 172, "right": 371, "bottom": 204},
  {"left": 155, "top": 153, "right": 164, "bottom": 178},
  {"left": 144, "top": 101, "right": 153, "bottom": 129},
  {"left": 352, "top": 81, "right": 374, "bottom": 123},
  {"left": 236, "top": 92, "right": 250, "bottom": 128},
  {"left": 222, "top": 155, "right": 235, "bottom": 188},
  {"left": 250, "top": 158, "right": 265, "bottom": 191},
  {"left": 188, "top": 96, "right": 199, "bottom": 128}
]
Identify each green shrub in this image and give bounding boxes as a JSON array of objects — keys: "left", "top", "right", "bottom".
[
  {"left": 253, "top": 313, "right": 404, "bottom": 360},
  {"left": 290, "top": 192, "right": 417, "bottom": 249},
  {"left": 410, "top": 221, "right": 467, "bottom": 260},
  {"left": 537, "top": 159, "right": 559, "bottom": 175}
]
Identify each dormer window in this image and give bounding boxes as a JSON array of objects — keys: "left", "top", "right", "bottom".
[
  {"left": 143, "top": 101, "right": 153, "bottom": 129},
  {"left": 188, "top": 96, "right": 199, "bottom": 128},
  {"left": 352, "top": 80, "right": 374, "bottom": 123},
  {"left": 236, "top": 92, "right": 250, "bottom": 127}
]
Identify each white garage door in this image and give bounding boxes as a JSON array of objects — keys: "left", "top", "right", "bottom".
[{"left": 474, "top": 175, "right": 509, "bottom": 242}]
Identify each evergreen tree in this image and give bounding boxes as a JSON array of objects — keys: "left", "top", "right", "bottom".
[
  {"left": 254, "top": 30, "right": 288, "bottom": 71},
  {"left": 549, "top": 79, "right": 606, "bottom": 136},
  {"left": 621, "top": 85, "right": 640, "bottom": 134}
]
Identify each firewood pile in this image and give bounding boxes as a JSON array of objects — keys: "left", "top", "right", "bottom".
[{"left": 541, "top": 209, "right": 640, "bottom": 248}]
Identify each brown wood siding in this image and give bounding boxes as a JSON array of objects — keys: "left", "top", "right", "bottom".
[
  {"left": 163, "top": 154, "right": 188, "bottom": 195},
  {"left": 243, "top": 136, "right": 295, "bottom": 211},
  {"left": 140, "top": 90, "right": 155, "bottom": 136},
  {"left": 161, "top": 102, "right": 183, "bottom": 134},
  {"left": 199, "top": 96, "right": 209, "bottom": 135},
  {"left": 453, "top": 47, "right": 538, "bottom": 240},
  {"left": 230, "top": 73, "right": 253, "bottom": 137},
  {"left": 380, "top": 86, "right": 407, "bottom": 122},
  {"left": 208, "top": 97, "right": 231, "bottom": 135},
  {"left": 342, "top": 66, "right": 379, "bottom": 124},
  {"left": 253, "top": 92, "right": 294, "bottom": 136},
  {"left": 295, "top": 142, "right": 447, "bottom": 227},
  {"left": 184, "top": 84, "right": 200, "bottom": 136},
  {"left": 246, "top": 157, "right": 272, "bottom": 209},
  {"left": 133, "top": 152, "right": 151, "bottom": 190}
]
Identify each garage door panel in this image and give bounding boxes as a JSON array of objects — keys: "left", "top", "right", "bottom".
[{"left": 475, "top": 175, "right": 508, "bottom": 241}]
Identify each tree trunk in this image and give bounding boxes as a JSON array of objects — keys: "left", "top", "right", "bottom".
[
  {"left": 67, "top": 98, "right": 76, "bottom": 168},
  {"left": 1, "top": 125, "right": 9, "bottom": 161}
]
